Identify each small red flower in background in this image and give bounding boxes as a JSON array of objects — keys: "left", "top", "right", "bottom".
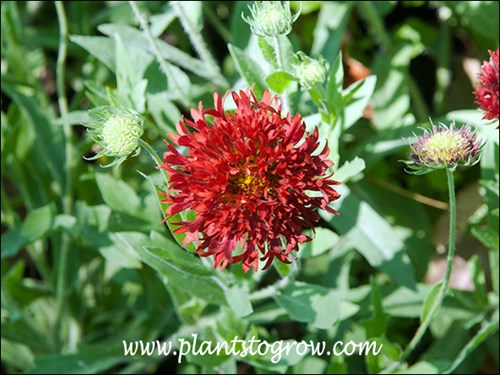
[
  {"left": 475, "top": 48, "right": 499, "bottom": 122},
  {"left": 161, "top": 89, "right": 340, "bottom": 272}
]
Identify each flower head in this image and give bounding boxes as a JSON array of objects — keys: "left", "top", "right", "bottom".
[
  {"left": 474, "top": 48, "right": 499, "bottom": 122},
  {"left": 242, "top": 1, "right": 300, "bottom": 37},
  {"left": 404, "top": 122, "right": 482, "bottom": 174},
  {"left": 162, "top": 89, "right": 340, "bottom": 271},
  {"left": 295, "top": 52, "right": 329, "bottom": 90},
  {"left": 85, "top": 106, "right": 143, "bottom": 167}
]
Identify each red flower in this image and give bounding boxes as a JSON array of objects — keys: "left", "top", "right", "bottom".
[
  {"left": 161, "top": 89, "right": 340, "bottom": 272},
  {"left": 475, "top": 48, "right": 499, "bottom": 122}
]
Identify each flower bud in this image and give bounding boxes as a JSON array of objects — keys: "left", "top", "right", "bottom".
[
  {"left": 243, "top": 1, "right": 300, "bottom": 37},
  {"left": 85, "top": 106, "right": 144, "bottom": 167},
  {"left": 295, "top": 52, "right": 329, "bottom": 90}
]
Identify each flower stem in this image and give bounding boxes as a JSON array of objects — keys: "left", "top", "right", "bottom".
[
  {"left": 172, "top": 1, "right": 228, "bottom": 88},
  {"left": 138, "top": 139, "right": 168, "bottom": 185},
  {"left": 383, "top": 169, "right": 457, "bottom": 373},
  {"left": 249, "top": 276, "right": 290, "bottom": 302},
  {"left": 54, "top": 0, "right": 72, "bottom": 348},
  {"left": 272, "top": 34, "right": 290, "bottom": 114},
  {"left": 129, "top": 1, "right": 191, "bottom": 107}
]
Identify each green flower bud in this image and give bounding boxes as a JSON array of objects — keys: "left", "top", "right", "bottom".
[
  {"left": 243, "top": 1, "right": 300, "bottom": 37},
  {"left": 85, "top": 106, "right": 144, "bottom": 168},
  {"left": 295, "top": 52, "right": 329, "bottom": 90}
]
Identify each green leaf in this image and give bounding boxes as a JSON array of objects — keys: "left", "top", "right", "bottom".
[
  {"left": 114, "top": 34, "right": 151, "bottom": 112},
  {"left": 225, "top": 285, "right": 253, "bottom": 317},
  {"left": 372, "top": 42, "right": 417, "bottom": 129},
  {"left": 443, "top": 315, "right": 499, "bottom": 374},
  {"left": 299, "top": 227, "right": 339, "bottom": 258},
  {"left": 292, "top": 357, "right": 327, "bottom": 374},
  {"left": 312, "top": 2, "right": 352, "bottom": 63},
  {"left": 95, "top": 173, "right": 141, "bottom": 215},
  {"left": 173, "top": 1, "right": 202, "bottom": 33},
  {"left": 167, "top": 284, "right": 207, "bottom": 324},
  {"left": 321, "top": 186, "right": 417, "bottom": 289},
  {"left": 228, "top": 43, "right": 267, "bottom": 99},
  {"left": 98, "top": 232, "right": 142, "bottom": 272},
  {"left": 274, "top": 281, "right": 340, "bottom": 329},
  {"left": 70, "top": 35, "right": 115, "bottom": 71},
  {"left": 98, "top": 24, "right": 210, "bottom": 80},
  {"left": 325, "top": 51, "right": 344, "bottom": 124},
  {"left": 147, "top": 93, "right": 181, "bottom": 133},
  {"left": 1, "top": 338, "right": 34, "bottom": 371},
  {"left": 1, "top": 205, "right": 55, "bottom": 258},
  {"left": 421, "top": 282, "right": 442, "bottom": 323},
  {"left": 363, "top": 278, "right": 388, "bottom": 339},
  {"left": 334, "top": 157, "right": 366, "bottom": 183},
  {"left": 342, "top": 75, "right": 377, "bottom": 129},
  {"left": 137, "top": 246, "right": 226, "bottom": 305},
  {"left": 29, "top": 344, "right": 128, "bottom": 374},
  {"left": 1, "top": 82, "right": 64, "bottom": 187},
  {"left": 258, "top": 37, "right": 277, "bottom": 69},
  {"left": 265, "top": 71, "right": 296, "bottom": 94},
  {"left": 444, "top": 1, "right": 499, "bottom": 51},
  {"left": 53, "top": 110, "right": 92, "bottom": 127}
]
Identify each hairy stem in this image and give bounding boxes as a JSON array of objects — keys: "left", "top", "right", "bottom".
[
  {"left": 383, "top": 169, "right": 457, "bottom": 373},
  {"left": 54, "top": 0, "right": 73, "bottom": 348},
  {"left": 129, "top": 1, "right": 191, "bottom": 107},
  {"left": 272, "top": 34, "right": 290, "bottom": 114},
  {"left": 172, "top": 1, "right": 228, "bottom": 88}
]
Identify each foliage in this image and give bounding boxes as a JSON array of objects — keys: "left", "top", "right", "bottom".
[{"left": 1, "top": 1, "right": 499, "bottom": 374}]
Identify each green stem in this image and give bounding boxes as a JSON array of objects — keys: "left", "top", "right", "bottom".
[
  {"left": 444, "top": 316, "right": 499, "bottom": 374},
  {"left": 54, "top": 0, "right": 72, "bottom": 349},
  {"left": 138, "top": 139, "right": 169, "bottom": 185},
  {"left": 249, "top": 276, "right": 291, "bottom": 303},
  {"left": 129, "top": 1, "right": 191, "bottom": 107},
  {"left": 172, "top": 1, "right": 228, "bottom": 88},
  {"left": 383, "top": 169, "right": 457, "bottom": 373},
  {"left": 272, "top": 34, "right": 290, "bottom": 114}
]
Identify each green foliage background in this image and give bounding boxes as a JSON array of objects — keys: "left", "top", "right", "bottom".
[{"left": 1, "top": 1, "right": 499, "bottom": 374}]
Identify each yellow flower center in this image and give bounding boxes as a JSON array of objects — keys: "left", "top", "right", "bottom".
[{"left": 421, "top": 132, "right": 469, "bottom": 164}]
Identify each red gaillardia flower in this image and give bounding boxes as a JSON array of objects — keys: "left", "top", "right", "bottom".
[
  {"left": 475, "top": 48, "right": 499, "bottom": 122},
  {"left": 161, "top": 89, "right": 340, "bottom": 271}
]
